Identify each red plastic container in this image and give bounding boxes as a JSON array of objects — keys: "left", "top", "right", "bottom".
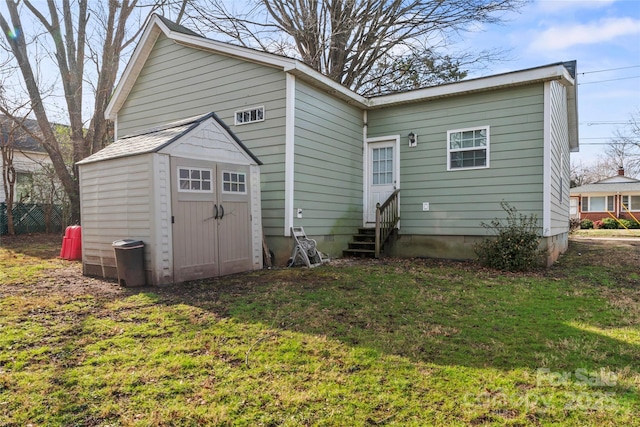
[{"left": 60, "top": 225, "right": 82, "bottom": 260}]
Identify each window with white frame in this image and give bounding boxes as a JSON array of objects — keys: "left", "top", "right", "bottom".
[
  {"left": 235, "top": 106, "right": 264, "bottom": 125},
  {"left": 222, "top": 171, "right": 247, "bottom": 194},
  {"left": 447, "top": 126, "right": 489, "bottom": 170},
  {"left": 581, "top": 195, "right": 614, "bottom": 212},
  {"left": 621, "top": 195, "right": 640, "bottom": 211},
  {"left": 178, "top": 167, "right": 213, "bottom": 192}
]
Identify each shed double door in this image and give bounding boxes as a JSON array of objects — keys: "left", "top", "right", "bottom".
[{"left": 171, "top": 157, "right": 252, "bottom": 283}]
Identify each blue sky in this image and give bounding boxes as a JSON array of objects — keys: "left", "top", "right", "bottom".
[{"left": 459, "top": 0, "right": 640, "bottom": 168}]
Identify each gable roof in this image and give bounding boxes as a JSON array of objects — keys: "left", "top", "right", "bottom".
[
  {"left": 78, "top": 111, "right": 261, "bottom": 165},
  {"left": 106, "top": 15, "right": 579, "bottom": 150},
  {"left": 570, "top": 175, "right": 640, "bottom": 194}
]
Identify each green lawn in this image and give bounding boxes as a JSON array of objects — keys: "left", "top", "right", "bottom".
[{"left": 0, "top": 235, "right": 638, "bottom": 426}]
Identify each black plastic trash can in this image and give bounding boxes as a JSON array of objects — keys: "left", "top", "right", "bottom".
[{"left": 112, "top": 239, "right": 146, "bottom": 287}]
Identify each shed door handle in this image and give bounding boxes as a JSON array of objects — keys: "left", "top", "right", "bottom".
[
  {"left": 219, "top": 204, "right": 224, "bottom": 219},
  {"left": 214, "top": 204, "right": 219, "bottom": 219}
]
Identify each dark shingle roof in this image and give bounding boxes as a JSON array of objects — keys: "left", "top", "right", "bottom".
[
  {"left": 0, "top": 115, "right": 46, "bottom": 153},
  {"left": 154, "top": 14, "right": 203, "bottom": 38}
]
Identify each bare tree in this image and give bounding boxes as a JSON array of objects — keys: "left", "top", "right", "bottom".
[
  {"left": 186, "top": 0, "right": 526, "bottom": 95},
  {"left": 605, "top": 110, "right": 640, "bottom": 178},
  {"left": 571, "top": 111, "right": 640, "bottom": 186},
  {"left": 0, "top": 0, "right": 185, "bottom": 223},
  {"left": 0, "top": 112, "right": 30, "bottom": 235}
]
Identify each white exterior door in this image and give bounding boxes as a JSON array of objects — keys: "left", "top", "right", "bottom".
[
  {"left": 570, "top": 197, "right": 579, "bottom": 219},
  {"left": 366, "top": 140, "right": 397, "bottom": 224}
]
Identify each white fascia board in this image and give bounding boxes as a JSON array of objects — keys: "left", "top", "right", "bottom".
[
  {"left": 172, "top": 33, "right": 295, "bottom": 70},
  {"left": 368, "top": 64, "right": 575, "bottom": 109},
  {"left": 105, "top": 16, "right": 164, "bottom": 121},
  {"left": 285, "top": 62, "right": 369, "bottom": 108}
]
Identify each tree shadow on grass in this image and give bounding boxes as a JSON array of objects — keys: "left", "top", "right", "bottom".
[{"left": 153, "top": 251, "right": 640, "bottom": 375}]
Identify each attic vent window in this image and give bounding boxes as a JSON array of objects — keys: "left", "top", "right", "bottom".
[
  {"left": 235, "top": 106, "right": 265, "bottom": 125},
  {"left": 178, "top": 167, "right": 213, "bottom": 193}
]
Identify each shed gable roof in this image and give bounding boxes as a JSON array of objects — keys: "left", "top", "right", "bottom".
[{"left": 78, "top": 112, "right": 261, "bottom": 165}]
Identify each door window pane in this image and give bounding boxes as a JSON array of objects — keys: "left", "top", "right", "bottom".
[
  {"left": 177, "top": 167, "right": 214, "bottom": 193},
  {"left": 372, "top": 147, "right": 393, "bottom": 185}
]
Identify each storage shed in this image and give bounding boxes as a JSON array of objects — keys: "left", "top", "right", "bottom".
[{"left": 77, "top": 112, "right": 263, "bottom": 285}]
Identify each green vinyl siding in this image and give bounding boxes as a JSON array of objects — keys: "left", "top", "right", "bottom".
[
  {"left": 117, "top": 35, "right": 287, "bottom": 236},
  {"left": 293, "top": 80, "right": 363, "bottom": 236},
  {"left": 368, "top": 84, "right": 546, "bottom": 236}
]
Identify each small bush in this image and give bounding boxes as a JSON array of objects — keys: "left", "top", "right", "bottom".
[
  {"left": 593, "top": 219, "right": 603, "bottom": 229},
  {"left": 580, "top": 219, "right": 594, "bottom": 229},
  {"left": 628, "top": 219, "right": 640, "bottom": 229},
  {"left": 618, "top": 219, "right": 633, "bottom": 229},
  {"left": 601, "top": 218, "right": 619, "bottom": 229},
  {"left": 474, "top": 202, "right": 545, "bottom": 272},
  {"left": 569, "top": 218, "right": 581, "bottom": 231}
]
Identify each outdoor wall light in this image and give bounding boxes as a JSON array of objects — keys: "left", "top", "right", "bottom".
[{"left": 408, "top": 132, "right": 417, "bottom": 147}]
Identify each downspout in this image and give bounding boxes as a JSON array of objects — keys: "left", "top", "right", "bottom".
[
  {"left": 362, "top": 110, "right": 368, "bottom": 226},
  {"left": 542, "top": 82, "right": 552, "bottom": 237},
  {"left": 284, "top": 73, "right": 296, "bottom": 236}
]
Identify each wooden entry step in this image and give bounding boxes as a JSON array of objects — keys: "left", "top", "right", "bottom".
[{"left": 342, "top": 228, "right": 377, "bottom": 258}]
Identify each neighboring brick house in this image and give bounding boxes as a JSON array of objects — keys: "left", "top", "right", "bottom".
[{"left": 570, "top": 167, "right": 640, "bottom": 223}]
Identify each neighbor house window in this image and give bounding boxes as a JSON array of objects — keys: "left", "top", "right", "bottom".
[
  {"left": 222, "top": 171, "right": 247, "bottom": 194},
  {"left": 178, "top": 167, "right": 213, "bottom": 192},
  {"left": 621, "top": 195, "right": 640, "bottom": 211},
  {"left": 581, "top": 196, "right": 614, "bottom": 212},
  {"left": 15, "top": 172, "right": 33, "bottom": 202},
  {"left": 235, "top": 106, "right": 264, "bottom": 125},
  {"left": 447, "top": 126, "right": 489, "bottom": 170}
]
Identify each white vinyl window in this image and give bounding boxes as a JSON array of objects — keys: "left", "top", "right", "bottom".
[
  {"left": 581, "top": 196, "right": 614, "bottom": 212},
  {"left": 222, "top": 171, "right": 247, "bottom": 194},
  {"left": 235, "top": 106, "right": 265, "bottom": 125},
  {"left": 447, "top": 126, "right": 490, "bottom": 170},
  {"left": 178, "top": 167, "right": 213, "bottom": 193},
  {"left": 621, "top": 195, "right": 640, "bottom": 211}
]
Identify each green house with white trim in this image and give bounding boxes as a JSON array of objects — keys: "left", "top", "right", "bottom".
[{"left": 100, "top": 14, "right": 578, "bottom": 272}]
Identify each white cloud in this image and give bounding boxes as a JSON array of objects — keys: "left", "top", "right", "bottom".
[
  {"left": 529, "top": 17, "right": 640, "bottom": 51},
  {"left": 536, "top": 0, "right": 617, "bottom": 13}
]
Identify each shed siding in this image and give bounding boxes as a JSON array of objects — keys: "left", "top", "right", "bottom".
[
  {"left": 117, "top": 35, "right": 287, "bottom": 236},
  {"left": 293, "top": 80, "right": 364, "bottom": 237},
  {"left": 367, "top": 84, "right": 546, "bottom": 235},
  {"left": 548, "top": 81, "right": 570, "bottom": 235},
  {"left": 79, "top": 155, "right": 154, "bottom": 277}
]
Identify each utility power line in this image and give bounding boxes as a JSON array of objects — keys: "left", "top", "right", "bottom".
[
  {"left": 579, "top": 65, "right": 640, "bottom": 75},
  {"left": 578, "top": 75, "right": 640, "bottom": 85}
]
